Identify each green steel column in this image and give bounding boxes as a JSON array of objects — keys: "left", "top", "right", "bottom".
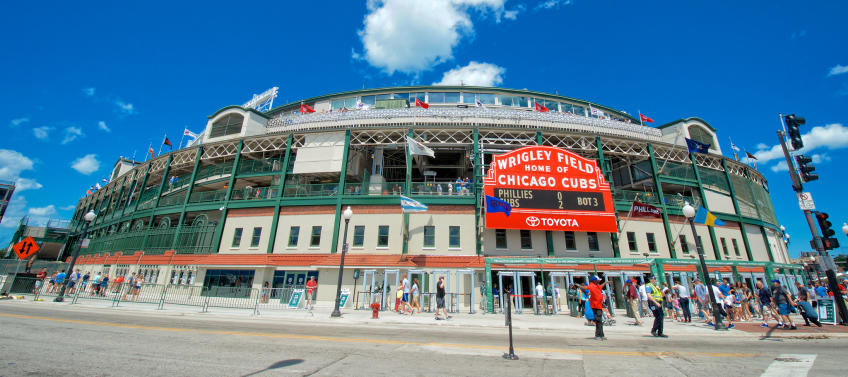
[
  {"left": 123, "top": 168, "right": 145, "bottom": 216},
  {"left": 170, "top": 147, "right": 204, "bottom": 250},
  {"left": 152, "top": 154, "right": 174, "bottom": 209},
  {"left": 721, "top": 160, "right": 755, "bottom": 261},
  {"left": 401, "top": 129, "right": 413, "bottom": 255},
  {"left": 731, "top": 265, "right": 741, "bottom": 283},
  {"left": 538, "top": 132, "right": 555, "bottom": 257},
  {"left": 760, "top": 226, "right": 776, "bottom": 262},
  {"left": 485, "top": 260, "right": 493, "bottom": 313},
  {"left": 267, "top": 133, "right": 293, "bottom": 254},
  {"left": 473, "top": 128, "right": 482, "bottom": 256},
  {"left": 103, "top": 177, "right": 122, "bottom": 217},
  {"left": 131, "top": 165, "right": 151, "bottom": 212},
  {"left": 646, "top": 144, "right": 678, "bottom": 259},
  {"left": 211, "top": 141, "right": 244, "bottom": 253},
  {"left": 689, "top": 153, "right": 722, "bottom": 261},
  {"left": 110, "top": 176, "right": 128, "bottom": 217},
  {"left": 597, "top": 137, "right": 620, "bottom": 258},
  {"left": 330, "top": 130, "right": 351, "bottom": 254}
]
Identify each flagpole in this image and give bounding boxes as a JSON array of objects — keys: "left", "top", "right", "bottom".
[
  {"left": 618, "top": 194, "right": 638, "bottom": 232},
  {"left": 179, "top": 128, "right": 186, "bottom": 150},
  {"left": 638, "top": 110, "right": 643, "bottom": 127},
  {"left": 729, "top": 137, "right": 739, "bottom": 161},
  {"left": 158, "top": 134, "right": 165, "bottom": 156},
  {"left": 146, "top": 142, "right": 152, "bottom": 161}
]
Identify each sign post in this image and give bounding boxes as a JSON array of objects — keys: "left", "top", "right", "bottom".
[
  {"left": 339, "top": 288, "right": 351, "bottom": 308},
  {"left": 797, "top": 192, "right": 815, "bottom": 211},
  {"left": 5, "top": 237, "right": 40, "bottom": 292},
  {"left": 484, "top": 146, "right": 617, "bottom": 233},
  {"left": 288, "top": 288, "right": 304, "bottom": 308},
  {"left": 818, "top": 298, "right": 837, "bottom": 325}
]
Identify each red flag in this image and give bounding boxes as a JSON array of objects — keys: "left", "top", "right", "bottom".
[
  {"left": 630, "top": 201, "right": 662, "bottom": 218},
  {"left": 163, "top": 137, "right": 172, "bottom": 147},
  {"left": 639, "top": 113, "right": 654, "bottom": 123},
  {"left": 745, "top": 151, "right": 757, "bottom": 160},
  {"left": 535, "top": 102, "right": 549, "bottom": 112},
  {"left": 149, "top": 146, "right": 155, "bottom": 158},
  {"left": 300, "top": 103, "right": 316, "bottom": 113},
  {"left": 415, "top": 98, "right": 429, "bottom": 109}
]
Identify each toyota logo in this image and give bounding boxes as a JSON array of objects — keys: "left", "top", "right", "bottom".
[{"left": 525, "top": 216, "right": 540, "bottom": 227}]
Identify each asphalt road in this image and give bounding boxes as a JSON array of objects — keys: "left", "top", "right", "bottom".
[{"left": 0, "top": 302, "right": 844, "bottom": 376}]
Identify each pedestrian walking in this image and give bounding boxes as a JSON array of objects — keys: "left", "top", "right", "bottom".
[
  {"left": 305, "top": 276, "right": 317, "bottom": 310},
  {"left": 535, "top": 281, "right": 545, "bottom": 315},
  {"left": 400, "top": 274, "right": 413, "bottom": 314},
  {"left": 435, "top": 276, "right": 450, "bottom": 320},
  {"left": 645, "top": 276, "right": 666, "bottom": 337},
  {"left": 693, "top": 278, "right": 711, "bottom": 323},
  {"left": 410, "top": 278, "right": 421, "bottom": 314},
  {"left": 638, "top": 280, "right": 651, "bottom": 318},
  {"left": 771, "top": 279, "right": 796, "bottom": 330},
  {"left": 588, "top": 276, "right": 606, "bottom": 340},
  {"left": 261, "top": 282, "right": 270, "bottom": 303},
  {"left": 673, "top": 279, "right": 692, "bottom": 322},
  {"left": 625, "top": 279, "right": 642, "bottom": 325}
]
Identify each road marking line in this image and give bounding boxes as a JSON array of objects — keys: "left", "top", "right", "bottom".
[
  {"left": 760, "top": 354, "right": 816, "bottom": 377},
  {"left": 0, "top": 312, "right": 760, "bottom": 358}
]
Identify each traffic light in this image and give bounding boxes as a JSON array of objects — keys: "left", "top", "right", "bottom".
[
  {"left": 815, "top": 211, "right": 840, "bottom": 250},
  {"left": 796, "top": 154, "right": 818, "bottom": 182},
  {"left": 785, "top": 114, "right": 806, "bottom": 150}
]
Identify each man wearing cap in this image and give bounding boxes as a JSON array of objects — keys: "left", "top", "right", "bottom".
[
  {"left": 588, "top": 276, "right": 606, "bottom": 340},
  {"left": 771, "top": 279, "right": 796, "bottom": 330},
  {"left": 645, "top": 275, "right": 667, "bottom": 337},
  {"left": 625, "top": 279, "right": 642, "bottom": 325}
]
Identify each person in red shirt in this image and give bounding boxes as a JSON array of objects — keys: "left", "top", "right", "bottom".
[
  {"left": 588, "top": 276, "right": 607, "bottom": 340},
  {"left": 305, "top": 276, "right": 317, "bottom": 310},
  {"left": 625, "top": 279, "right": 642, "bottom": 326}
]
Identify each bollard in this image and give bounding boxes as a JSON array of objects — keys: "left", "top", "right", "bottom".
[{"left": 503, "top": 294, "right": 518, "bottom": 360}]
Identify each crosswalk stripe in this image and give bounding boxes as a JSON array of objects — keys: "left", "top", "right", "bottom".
[{"left": 760, "top": 354, "right": 816, "bottom": 377}]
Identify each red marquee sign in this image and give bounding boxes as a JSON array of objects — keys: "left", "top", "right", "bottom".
[{"left": 484, "top": 145, "right": 617, "bottom": 232}]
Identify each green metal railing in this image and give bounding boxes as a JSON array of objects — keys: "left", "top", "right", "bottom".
[
  {"left": 158, "top": 192, "right": 187, "bottom": 207},
  {"left": 230, "top": 186, "right": 279, "bottom": 201},
  {"left": 136, "top": 188, "right": 159, "bottom": 210},
  {"left": 188, "top": 189, "right": 228, "bottom": 203},
  {"left": 174, "top": 225, "right": 217, "bottom": 254},
  {"left": 237, "top": 158, "right": 283, "bottom": 176},
  {"left": 195, "top": 161, "right": 234, "bottom": 181},
  {"left": 613, "top": 189, "right": 661, "bottom": 205},
  {"left": 145, "top": 227, "right": 176, "bottom": 254},
  {"left": 283, "top": 183, "right": 340, "bottom": 197}
]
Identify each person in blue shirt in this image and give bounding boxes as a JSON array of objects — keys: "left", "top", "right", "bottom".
[
  {"left": 55, "top": 270, "right": 67, "bottom": 286},
  {"left": 815, "top": 282, "right": 828, "bottom": 299},
  {"left": 719, "top": 279, "right": 731, "bottom": 297}
]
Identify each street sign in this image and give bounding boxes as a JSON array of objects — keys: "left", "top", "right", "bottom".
[
  {"left": 288, "top": 289, "right": 304, "bottom": 308},
  {"left": 797, "top": 192, "right": 815, "bottom": 211},
  {"left": 12, "top": 236, "right": 39, "bottom": 260},
  {"left": 818, "top": 298, "right": 837, "bottom": 325},
  {"left": 339, "top": 288, "right": 351, "bottom": 308}
]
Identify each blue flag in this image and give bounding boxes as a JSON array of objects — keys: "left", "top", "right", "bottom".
[
  {"left": 485, "top": 195, "right": 512, "bottom": 217},
  {"left": 685, "top": 138, "right": 711, "bottom": 154},
  {"left": 400, "top": 195, "right": 427, "bottom": 213},
  {"left": 693, "top": 206, "right": 725, "bottom": 227}
]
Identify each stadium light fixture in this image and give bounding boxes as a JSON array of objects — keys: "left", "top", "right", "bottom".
[
  {"left": 332, "top": 206, "right": 353, "bottom": 317},
  {"left": 682, "top": 202, "right": 726, "bottom": 330}
]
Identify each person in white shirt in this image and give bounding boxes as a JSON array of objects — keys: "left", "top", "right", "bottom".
[
  {"left": 535, "top": 282, "right": 545, "bottom": 314},
  {"left": 638, "top": 282, "right": 651, "bottom": 317},
  {"left": 673, "top": 280, "right": 692, "bottom": 322}
]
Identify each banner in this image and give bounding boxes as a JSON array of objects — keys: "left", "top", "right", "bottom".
[
  {"left": 631, "top": 201, "right": 662, "bottom": 218},
  {"left": 483, "top": 146, "right": 616, "bottom": 232}
]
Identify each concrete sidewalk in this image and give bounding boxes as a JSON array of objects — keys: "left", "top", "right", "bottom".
[{"left": 11, "top": 294, "right": 845, "bottom": 340}]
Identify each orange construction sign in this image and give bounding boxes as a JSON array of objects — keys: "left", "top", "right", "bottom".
[{"left": 12, "top": 236, "right": 40, "bottom": 260}]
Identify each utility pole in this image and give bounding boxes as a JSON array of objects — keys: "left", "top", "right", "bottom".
[{"left": 778, "top": 114, "right": 848, "bottom": 324}]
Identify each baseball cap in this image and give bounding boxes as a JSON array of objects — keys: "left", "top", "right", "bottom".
[
  {"left": 591, "top": 276, "right": 600, "bottom": 282},
  {"left": 772, "top": 279, "right": 780, "bottom": 283}
]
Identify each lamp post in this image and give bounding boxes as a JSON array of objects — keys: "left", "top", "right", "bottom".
[
  {"left": 842, "top": 222, "right": 848, "bottom": 237},
  {"left": 331, "top": 206, "right": 353, "bottom": 318},
  {"left": 55, "top": 210, "right": 96, "bottom": 302},
  {"left": 682, "top": 202, "right": 725, "bottom": 330}
]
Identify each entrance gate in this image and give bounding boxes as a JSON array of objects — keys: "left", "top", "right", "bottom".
[
  {"left": 382, "top": 269, "right": 400, "bottom": 311},
  {"left": 456, "top": 269, "right": 475, "bottom": 314},
  {"left": 430, "top": 269, "right": 450, "bottom": 312},
  {"left": 359, "top": 269, "right": 377, "bottom": 309},
  {"left": 408, "top": 269, "right": 429, "bottom": 311}
]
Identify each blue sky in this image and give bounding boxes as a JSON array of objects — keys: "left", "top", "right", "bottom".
[{"left": 2, "top": 1, "right": 847, "bottom": 257}]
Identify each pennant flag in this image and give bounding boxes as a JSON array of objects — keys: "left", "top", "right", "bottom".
[
  {"left": 407, "top": 136, "right": 435, "bottom": 158},
  {"left": 485, "top": 195, "right": 512, "bottom": 217},
  {"left": 745, "top": 151, "right": 757, "bottom": 160},
  {"left": 300, "top": 103, "right": 316, "bottom": 113},
  {"left": 639, "top": 113, "right": 654, "bottom": 123},
  {"left": 694, "top": 206, "right": 725, "bottom": 227},
  {"left": 535, "top": 102, "right": 549, "bottom": 112},
  {"left": 149, "top": 146, "right": 155, "bottom": 158},
  {"left": 730, "top": 142, "right": 740, "bottom": 152},
  {"left": 630, "top": 201, "right": 662, "bottom": 218},
  {"left": 685, "top": 138, "right": 711, "bottom": 154},
  {"left": 415, "top": 98, "right": 429, "bottom": 109},
  {"left": 184, "top": 128, "right": 198, "bottom": 139},
  {"left": 95, "top": 182, "right": 101, "bottom": 190},
  {"left": 400, "top": 195, "right": 427, "bottom": 213},
  {"left": 163, "top": 136, "right": 172, "bottom": 147},
  {"left": 86, "top": 189, "right": 92, "bottom": 195}
]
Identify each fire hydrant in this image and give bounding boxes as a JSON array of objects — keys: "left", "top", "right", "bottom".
[{"left": 370, "top": 302, "right": 381, "bottom": 319}]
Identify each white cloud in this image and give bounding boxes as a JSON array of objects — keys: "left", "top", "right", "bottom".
[
  {"left": 60, "top": 205, "right": 76, "bottom": 211},
  {"left": 14, "top": 178, "right": 42, "bottom": 191},
  {"left": 536, "top": 0, "right": 572, "bottom": 10},
  {"left": 828, "top": 65, "right": 848, "bottom": 77},
  {"left": 0, "top": 149, "right": 35, "bottom": 182},
  {"left": 10, "top": 117, "right": 30, "bottom": 127},
  {"left": 33, "top": 126, "right": 53, "bottom": 140},
  {"left": 755, "top": 123, "right": 848, "bottom": 164},
  {"left": 28, "top": 205, "right": 56, "bottom": 217},
  {"left": 771, "top": 153, "right": 831, "bottom": 172},
  {"left": 434, "top": 61, "right": 506, "bottom": 86},
  {"left": 755, "top": 143, "right": 768, "bottom": 150},
  {"left": 0, "top": 195, "right": 27, "bottom": 229},
  {"left": 82, "top": 87, "right": 96, "bottom": 96},
  {"left": 97, "top": 120, "right": 111, "bottom": 132},
  {"left": 114, "top": 99, "right": 136, "bottom": 114},
  {"left": 61, "top": 126, "right": 83, "bottom": 144},
  {"left": 356, "top": 0, "right": 510, "bottom": 74},
  {"left": 71, "top": 154, "right": 100, "bottom": 175}
]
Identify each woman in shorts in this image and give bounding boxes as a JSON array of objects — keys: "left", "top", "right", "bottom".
[{"left": 410, "top": 278, "right": 421, "bottom": 314}]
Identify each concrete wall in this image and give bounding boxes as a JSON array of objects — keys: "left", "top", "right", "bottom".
[
  {"left": 618, "top": 217, "right": 671, "bottom": 258},
  {"left": 273, "top": 206, "right": 336, "bottom": 253},
  {"left": 219, "top": 208, "right": 274, "bottom": 253},
  {"left": 745, "top": 224, "right": 771, "bottom": 261},
  {"left": 704, "top": 189, "right": 736, "bottom": 215}
]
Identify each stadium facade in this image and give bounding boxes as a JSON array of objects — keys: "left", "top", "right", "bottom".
[{"left": 68, "top": 86, "right": 803, "bottom": 312}]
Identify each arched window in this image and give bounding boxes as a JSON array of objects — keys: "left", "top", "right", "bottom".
[
  {"left": 688, "top": 125, "right": 714, "bottom": 148},
  {"left": 209, "top": 113, "right": 244, "bottom": 138}
]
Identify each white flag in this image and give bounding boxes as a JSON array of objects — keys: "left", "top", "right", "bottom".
[
  {"left": 407, "top": 136, "right": 434, "bottom": 158},
  {"left": 184, "top": 128, "right": 198, "bottom": 139},
  {"left": 400, "top": 195, "right": 427, "bottom": 213}
]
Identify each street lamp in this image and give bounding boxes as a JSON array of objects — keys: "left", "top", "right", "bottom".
[
  {"left": 842, "top": 222, "right": 848, "bottom": 237},
  {"left": 682, "top": 202, "right": 726, "bottom": 330},
  {"left": 55, "top": 210, "right": 96, "bottom": 302},
  {"left": 331, "top": 206, "right": 353, "bottom": 317}
]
